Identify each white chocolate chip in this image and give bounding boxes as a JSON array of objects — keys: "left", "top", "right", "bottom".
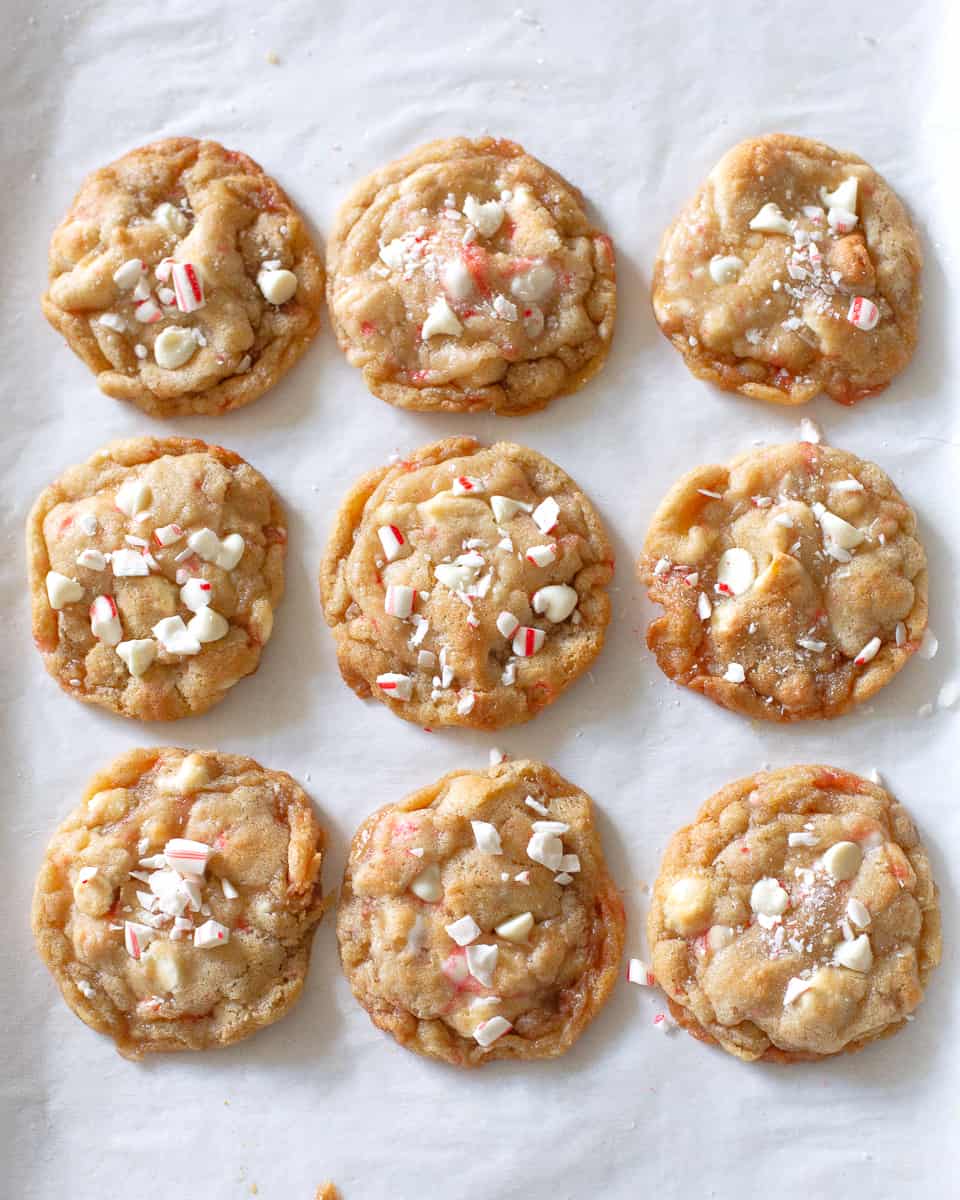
[
  {"left": 446, "top": 914, "right": 481, "bottom": 946},
  {"left": 708, "top": 254, "right": 745, "bottom": 284},
  {"left": 490, "top": 495, "right": 533, "bottom": 523},
  {"left": 421, "top": 296, "right": 463, "bottom": 339},
  {"left": 45, "top": 571, "right": 83, "bottom": 609},
  {"left": 410, "top": 863, "right": 442, "bottom": 902},
  {"left": 180, "top": 577, "right": 213, "bottom": 611},
  {"left": 723, "top": 662, "right": 746, "bottom": 683},
  {"left": 846, "top": 897, "right": 871, "bottom": 928},
  {"left": 783, "top": 976, "right": 815, "bottom": 1006},
  {"left": 716, "top": 547, "right": 756, "bottom": 596},
  {"left": 697, "top": 592, "right": 712, "bottom": 620},
  {"left": 110, "top": 547, "right": 150, "bottom": 577},
  {"left": 812, "top": 503, "right": 865, "bottom": 551},
  {"left": 257, "top": 267, "right": 298, "bottom": 304},
  {"left": 495, "top": 912, "right": 534, "bottom": 943},
  {"left": 664, "top": 876, "right": 712, "bottom": 934},
  {"left": 822, "top": 841, "right": 862, "bottom": 881},
  {"left": 465, "top": 943, "right": 497, "bottom": 987},
  {"left": 188, "top": 607, "right": 229, "bottom": 643},
  {"left": 834, "top": 933, "right": 873, "bottom": 973},
  {"left": 116, "top": 638, "right": 157, "bottom": 677},
  {"left": 152, "top": 615, "right": 201, "bottom": 656},
  {"left": 750, "top": 877, "right": 788, "bottom": 918},
  {"left": 115, "top": 477, "right": 152, "bottom": 517},
  {"left": 828, "top": 207, "right": 859, "bottom": 234},
  {"left": 441, "top": 258, "right": 474, "bottom": 301},
  {"left": 749, "top": 202, "right": 791, "bottom": 235},
  {"left": 157, "top": 753, "right": 210, "bottom": 794},
  {"left": 463, "top": 195, "right": 504, "bottom": 237},
  {"left": 76, "top": 548, "right": 107, "bottom": 571},
  {"left": 154, "top": 326, "right": 199, "bottom": 369},
  {"left": 532, "top": 584, "right": 578, "bottom": 623},
  {"left": 113, "top": 258, "right": 145, "bottom": 289},
  {"left": 821, "top": 177, "right": 858, "bottom": 213},
  {"left": 471, "top": 820, "right": 502, "bottom": 855},
  {"left": 707, "top": 924, "right": 735, "bottom": 952},
  {"left": 510, "top": 264, "right": 555, "bottom": 302},
  {"left": 152, "top": 202, "right": 189, "bottom": 236}
]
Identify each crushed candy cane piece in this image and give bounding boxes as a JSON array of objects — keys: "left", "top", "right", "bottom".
[
  {"left": 124, "top": 921, "right": 154, "bottom": 959},
  {"left": 854, "top": 636, "right": 881, "bottom": 665},
  {"left": 446, "top": 914, "right": 481, "bottom": 946},
  {"left": 474, "top": 1015, "right": 512, "bottom": 1047},
  {"left": 490, "top": 495, "right": 532, "bottom": 523},
  {"left": 377, "top": 672, "right": 413, "bottom": 700},
  {"left": 532, "top": 496, "right": 560, "bottom": 534},
  {"left": 525, "top": 544, "right": 557, "bottom": 567},
  {"left": 115, "top": 478, "right": 152, "bottom": 517},
  {"left": 90, "top": 595, "right": 122, "bottom": 645},
  {"left": 384, "top": 584, "right": 415, "bottom": 618},
  {"left": 847, "top": 296, "right": 879, "bottom": 331},
  {"left": 180, "top": 577, "right": 213, "bottom": 611},
  {"left": 377, "top": 525, "right": 405, "bottom": 561},
  {"left": 452, "top": 475, "right": 484, "bottom": 495},
  {"left": 512, "top": 626, "right": 545, "bottom": 657},
  {"left": 471, "top": 820, "right": 502, "bottom": 855},
  {"left": 465, "top": 943, "right": 497, "bottom": 986},
  {"left": 164, "top": 838, "right": 211, "bottom": 876},
  {"left": 723, "top": 662, "right": 745, "bottom": 683},
  {"left": 410, "top": 863, "right": 442, "bottom": 902},
  {"left": 171, "top": 261, "right": 205, "bottom": 312},
  {"left": 524, "top": 795, "right": 549, "bottom": 816},
  {"left": 110, "top": 547, "right": 150, "bottom": 577},
  {"left": 527, "top": 831, "right": 563, "bottom": 871},
  {"left": 628, "top": 958, "right": 654, "bottom": 986},
  {"left": 194, "top": 919, "right": 230, "bottom": 949},
  {"left": 496, "top": 611, "right": 520, "bottom": 639}
]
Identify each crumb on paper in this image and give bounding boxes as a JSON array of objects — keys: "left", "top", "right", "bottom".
[
  {"left": 266, "top": 50, "right": 280, "bottom": 64},
  {"left": 316, "top": 1185, "right": 340, "bottom": 1200}
]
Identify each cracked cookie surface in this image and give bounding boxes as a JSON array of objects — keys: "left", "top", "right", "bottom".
[
  {"left": 652, "top": 133, "right": 921, "bottom": 406},
  {"left": 319, "top": 437, "right": 612, "bottom": 730},
  {"left": 32, "top": 748, "right": 325, "bottom": 1058},
  {"left": 326, "top": 137, "right": 616, "bottom": 414},
  {"left": 28, "top": 436, "right": 286, "bottom": 721},
  {"left": 337, "top": 759, "right": 625, "bottom": 1066},
  {"left": 648, "top": 765, "right": 940, "bottom": 1061},
  {"left": 639, "top": 442, "right": 927, "bottom": 721},
  {"left": 42, "top": 137, "right": 323, "bottom": 417}
]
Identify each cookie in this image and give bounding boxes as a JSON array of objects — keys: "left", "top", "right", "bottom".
[
  {"left": 320, "top": 437, "right": 613, "bottom": 729},
  {"left": 28, "top": 436, "right": 286, "bottom": 721},
  {"left": 326, "top": 136, "right": 616, "bottom": 414},
  {"left": 32, "top": 748, "right": 325, "bottom": 1059},
  {"left": 652, "top": 133, "right": 922, "bottom": 406},
  {"left": 648, "top": 765, "right": 941, "bottom": 1062},
  {"left": 639, "top": 442, "right": 927, "bottom": 721},
  {"left": 41, "top": 137, "right": 324, "bottom": 417},
  {"left": 337, "top": 759, "right": 625, "bottom": 1066}
]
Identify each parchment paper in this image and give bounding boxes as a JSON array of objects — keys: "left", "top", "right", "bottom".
[{"left": 2, "top": 1, "right": 956, "bottom": 1196}]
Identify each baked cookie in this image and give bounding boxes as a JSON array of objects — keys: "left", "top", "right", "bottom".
[
  {"left": 41, "top": 137, "right": 324, "bottom": 417},
  {"left": 337, "top": 759, "right": 625, "bottom": 1065},
  {"left": 320, "top": 437, "right": 613, "bottom": 729},
  {"left": 326, "top": 136, "right": 616, "bottom": 414},
  {"left": 652, "top": 133, "right": 922, "bottom": 406},
  {"left": 28, "top": 436, "right": 286, "bottom": 721},
  {"left": 639, "top": 442, "right": 927, "bottom": 721},
  {"left": 648, "top": 765, "right": 941, "bottom": 1062},
  {"left": 32, "top": 748, "right": 325, "bottom": 1058}
]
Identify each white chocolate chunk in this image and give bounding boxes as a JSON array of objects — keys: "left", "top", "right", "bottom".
[
  {"left": 115, "top": 477, "right": 152, "bottom": 517},
  {"left": 116, "top": 638, "right": 157, "bottom": 677},
  {"left": 834, "top": 933, "right": 873, "bottom": 973},
  {"left": 526, "top": 544, "right": 557, "bottom": 568},
  {"left": 812, "top": 503, "right": 865, "bottom": 551},
  {"left": 664, "top": 876, "right": 712, "bottom": 934},
  {"left": 152, "top": 615, "right": 201, "bottom": 656},
  {"left": 723, "top": 662, "right": 746, "bottom": 683},
  {"left": 750, "top": 877, "right": 788, "bottom": 917},
  {"left": 783, "top": 976, "right": 815, "bottom": 1006},
  {"left": 463, "top": 194, "right": 504, "bottom": 237},
  {"left": 490, "top": 495, "right": 532, "bottom": 523},
  {"left": 216, "top": 533, "right": 245, "bottom": 570},
  {"left": 532, "top": 584, "right": 578, "bottom": 623},
  {"left": 708, "top": 254, "right": 745, "bottom": 284},
  {"left": 526, "top": 831, "right": 564, "bottom": 871},
  {"left": 788, "top": 830, "right": 819, "bottom": 847},
  {"left": 194, "top": 919, "right": 230, "bottom": 949},
  {"left": 465, "top": 943, "right": 498, "bottom": 987},
  {"left": 152, "top": 202, "right": 189, "bottom": 236},
  {"left": 822, "top": 841, "right": 862, "bottom": 881},
  {"left": 707, "top": 924, "right": 735, "bottom": 952},
  {"left": 697, "top": 592, "right": 712, "bottom": 620},
  {"left": 492, "top": 294, "right": 518, "bottom": 321},
  {"left": 474, "top": 1015, "right": 512, "bottom": 1047},
  {"left": 532, "top": 496, "right": 560, "bottom": 534},
  {"left": 154, "top": 326, "right": 198, "bottom": 369},
  {"left": 510, "top": 264, "right": 555, "bottom": 302},
  {"left": 378, "top": 238, "right": 407, "bottom": 270},
  {"left": 46, "top": 571, "right": 83, "bottom": 609},
  {"left": 716, "top": 547, "right": 756, "bottom": 595},
  {"left": 441, "top": 258, "right": 474, "bottom": 301},
  {"left": 113, "top": 258, "right": 145, "bottom": 289},
  {"left": 446, "top": 914, "right": 481, "bottom": 946},
  {"left": 827, "top": 207, "right": 858, "bottom": 234},
  {"left": 257, "top": 268, "right": 298, "bottom": 304},
  {"left": 421, "top": 296, "right": 463, "bottom": 339},
  {"left": 846, "top": 897, "right": 871, "bottom": 928},
  {"left": 188, "top": 607, "right": 229, "bottom": 643},
  {"left": 471, "top": 820, "right": 502, "bottom": 855},
  {"left": 821, "top": 177, "right": 858, "bottom": 213},
  {"left": 749, "top": 202, "right": 791, "bottom": 235},
  {"left": 495, "top": 912, "right": 534, "bottom": 943},
  {"left": 410, "top": 863, "right": 442, "bottom": 902},
  {"left": 157, "top": 753, "right": 209, "bottom": 794}
]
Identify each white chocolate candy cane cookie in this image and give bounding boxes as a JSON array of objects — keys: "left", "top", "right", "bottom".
[
  {"left": 652, "top": 133, "right": 922, "bottom": 406},
  {"left": 337, "top": 759, "right": 625, "bottom": 1066},
  {"left": 42, "top": 137, "right": 324, "bottom": 417},
  {"left": 319, "top": 437, "right": 613, "bottom": 730},
  {"left": 32, "top": 748, "right": 325, "bottom": 1058},
  {"left": 648, "top": 766, "right": 941, "bottom": 1062},
  {"left": 326, "top": 137, "right": 616, "bottom": 414},
  {"left": 28, "top": 437, "right": 286, "bottom": 720},
  {"left": 639, "top": 442, "right": 927, "bottom": 721}
]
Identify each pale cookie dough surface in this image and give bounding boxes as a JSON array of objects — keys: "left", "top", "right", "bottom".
[
  {"left": 42, "top": 137, "right": 324, "bottom": 417},
  {"left": 28, "top": 436, "right": 286, "bottom": 721},
  {"left": 32, "top": 748, "right": 325, "bottom": 1059},
  {"left": 648, "top": 765, "right": 941, "bottom": 1062},
  {"left": 326, "top": 137, "right": 616, "bottom": 414},
  {"left": 320, "top": 437, "right": 613, "bottom": 729},
  {"left": 639, "top": 442, "right": 927, "bottom": 721},
  {"left": 652, "top": 133, "right": 922, "bottom": 406},
  {"left": 337, "top": 760, "right": 625, "bottom": 1066}
]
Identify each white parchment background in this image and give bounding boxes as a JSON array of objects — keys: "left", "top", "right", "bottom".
[{"left": 1, "top": 1, "right": 957, "bottom": 1197}]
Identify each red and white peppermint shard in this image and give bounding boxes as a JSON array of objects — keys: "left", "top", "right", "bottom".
[
  {"left": 171, "top": 262, "right": 205, "bottom": 312},
  {"left": 854, "top": 636, "right": 881, "bottom": 665},
  {"left": 512, "top": 626, "right": 545, "bottom": 658},
  {"left": 377, "top": 525, "right": 405, "bottom": 562},
  {"left": 452, "top": 475, "right": 484, "bottom": 495},
  {"left": 474, "top": 1015, "right": 512, "bottom": 1047},
  {"left": 627, "top": 958, "right": 655, "bottom": 987},
  {"left": 194, "top": 919, "right": 230, "bottom": 949},
  {"left": 153, "top": 523, "right": 184, "bottom": 547},
  {"left": 164, "top": 838, "right": 211, "bottom": 876},
  {"left": 525, "top": 544, "right": 557, "bottom": 568},
  {"left": 384, "top": 583, "right": 415, "bottom": 618},
  {"left": 135, "top": 297, "right": 163, "bottom": 324},
  {"left": 90, "top": 595, "right": 122, "bottom": 645},
  {"left": 123, "top": 921, "right": 154, "bottom": 960},
  {"left": 847, "top": 296, "right": 879, "bottom": 331},
  {"left": 531, "top": 496, "right": 560, "bottom": 535},
  {"left": 496, "top": 611, "right": 520, "bottom": 639},
  {"left": 376, "top": 672, "right": 413, "bottom": 700}
]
